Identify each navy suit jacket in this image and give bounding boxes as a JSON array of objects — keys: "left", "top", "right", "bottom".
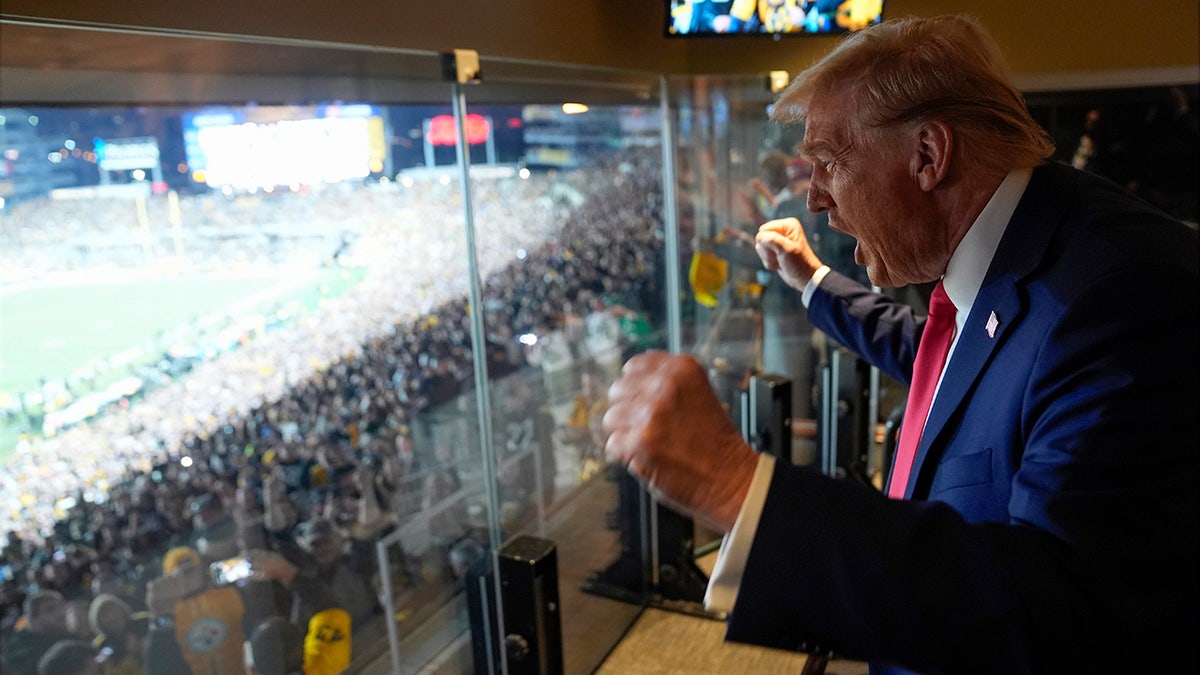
[{"left": 725, "top": 162, "right": 1199, "bottom": 674}]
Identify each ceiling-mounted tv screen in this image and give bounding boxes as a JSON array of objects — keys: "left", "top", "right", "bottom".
[{"left": 667, "top": 0, "right": 884, "bottom": 36}]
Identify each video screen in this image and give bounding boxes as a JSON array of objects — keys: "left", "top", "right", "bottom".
[
  {"left": 182, "top": 104, "right": 388, "bottom": 192},
  {"left": 667, "top": 0, "right": 884, "bottom": 36}
]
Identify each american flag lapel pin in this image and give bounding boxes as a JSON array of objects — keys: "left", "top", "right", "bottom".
[{"left": 986, "top": 311, "right": 1000, "bottom": 338}]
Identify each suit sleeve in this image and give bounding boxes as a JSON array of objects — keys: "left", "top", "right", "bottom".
[{"left": 806, "top": 270, "right": 923, "bottom": 386}]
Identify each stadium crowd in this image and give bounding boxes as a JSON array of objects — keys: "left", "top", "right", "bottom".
[{"left": 0, "top": 147, "right": 667, "bottom": 674}]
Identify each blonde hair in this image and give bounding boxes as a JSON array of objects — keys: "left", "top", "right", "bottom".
[{"left": 772, "top": 15, "right": 1054, "bottom": 175}]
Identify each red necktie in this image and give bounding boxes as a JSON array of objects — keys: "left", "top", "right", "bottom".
[{"left": 888, "top": 281, "right": 957, "bottom": 499}]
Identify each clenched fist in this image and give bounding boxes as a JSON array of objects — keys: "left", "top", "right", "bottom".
[
  {"left": 602, "top": 351, "right": 759, "bottom": 532},
  {"left": 755, "top": 217, "right": 825, "bottom": 290}
]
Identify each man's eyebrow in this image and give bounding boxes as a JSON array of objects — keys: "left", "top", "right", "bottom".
[{"left": 798, "top": 140, "right": 830, "bottom": 158}]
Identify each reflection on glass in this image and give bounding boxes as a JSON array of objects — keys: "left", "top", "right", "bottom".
[{"left": 666, "top": 74, "right": 895, "bottom": 494}]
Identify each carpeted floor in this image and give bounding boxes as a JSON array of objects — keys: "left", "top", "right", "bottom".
[{"left": 595, "top": 607, "right": 869, "bottom": 675}]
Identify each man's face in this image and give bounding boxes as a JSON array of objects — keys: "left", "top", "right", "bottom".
[
  {"left": 302, "top": 527, "right": 342, "bottom": 566},
  {"left": 802, "top": 89, "right": 944, "bottom": 287}
]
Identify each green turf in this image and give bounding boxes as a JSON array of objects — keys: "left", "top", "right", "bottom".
[{"left": 0, "top": 266, "right": 366, "bottom": 462}]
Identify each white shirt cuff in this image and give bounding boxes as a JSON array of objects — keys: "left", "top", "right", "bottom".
[
  {"left": 703, "top": 453, "right": 776, "bottom": 614},
  {"left": 801, "top": 265, "right": 832, "bottom": 307}
]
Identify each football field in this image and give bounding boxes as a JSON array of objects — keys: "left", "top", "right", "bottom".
[{"left": 0, "top": 266, "right": 366, "bottom": 461}]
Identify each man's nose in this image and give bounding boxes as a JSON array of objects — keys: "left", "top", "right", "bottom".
[{"left": 807, "top": 185, "right": 830, "bottom": 214}]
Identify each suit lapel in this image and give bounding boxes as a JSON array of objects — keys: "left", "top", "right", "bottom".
[
  {"left": 908, "top": 275, "right": 1024, "bottom": 490},
  {"left": 902, "top": 163, "right": 1074, "bottom": 498}
]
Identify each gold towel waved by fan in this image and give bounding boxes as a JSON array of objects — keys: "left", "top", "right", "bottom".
[
  {"left": 689, "top": 227, "right": 757, "bottom": 307},
  {"left": 689, "top": 251, "right": 728, "bottom": 307}
]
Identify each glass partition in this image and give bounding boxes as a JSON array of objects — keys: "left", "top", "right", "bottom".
[
  {"left": 0, "top": 20, "right": 663, "bottom": 675},
  {"left": 457, "top": 61, "right": 666, "bottom": 675}
]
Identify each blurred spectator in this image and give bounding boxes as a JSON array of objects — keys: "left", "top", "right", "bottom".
[
  {"left": 287, "top": 517, "right": 380, "bottom": 652},
  {"left": 557, "top": 369, "right": 609, "bottom": 482},
  {"left": 494, "top": 374, "right": 557, "bottom": 524},
  {"left": 732, "top": 151, "right": 792, "bottom": 227},
  {"left": 1, "top": 577, "right": 27, "bottom": 635},
  {"left": 245, "top": 616, "right": 305, "bottom": 675},
  {"left": 143, "top": 545, "right": 245, "bottom": 675},
  {"left": 1139, "top": 86, "right": 1199, "bottom": 224},
  {"left": 261, "top": 473, "right": 302, "bottom": 536},
  {"left": 421, "top": 446, "right": 465, "bottom": 548},
  {"left": 1072, "top": 107, "right": 1135, "bottom": 188},
  {"left": 187, "top": 494, "right": 239, "bottom": 564},
  {"left": 87, "top": 594, "right": 142, "bottom": 675},
  {"left": 4, "top": 590, "right": 74, "bottom": 675},
  {"left": 36, "top": 638, "right": 101, "bottom": 675},
  {"left": 243, "top": 549, "right": 351, "bottom": 675},
  {"left": 64, "top": 598, "right": 95, "bottom": 641}
]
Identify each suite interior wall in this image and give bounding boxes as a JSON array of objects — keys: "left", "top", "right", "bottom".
[{"left": 1, "top": 0, "right": 1196, "bottom": 81}]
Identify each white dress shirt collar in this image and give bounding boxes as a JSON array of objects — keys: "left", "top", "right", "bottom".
[{"left": 942, "top": 168, "right": 1032, "bottom": 337}]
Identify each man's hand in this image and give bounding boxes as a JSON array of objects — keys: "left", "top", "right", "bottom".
[
  {"left": 248, "top": 549, "right": 298, "bottom": 585},
  {"left": 755, "top": 217, "right": 826, "bottom": 290},
  {"left": 146, "top": 573, "right": 190, "bottom": 617},
  {"left": 602, "top": 352, "right": 759, "bottom": 533}
]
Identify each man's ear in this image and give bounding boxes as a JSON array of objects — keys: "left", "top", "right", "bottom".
[{"left": 913, "top": 121, "right": 953, "bottom": 191}]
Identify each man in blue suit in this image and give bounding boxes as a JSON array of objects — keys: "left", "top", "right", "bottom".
[{"left": 603, "top": 14, "right": 1198, "bottom": 674}]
